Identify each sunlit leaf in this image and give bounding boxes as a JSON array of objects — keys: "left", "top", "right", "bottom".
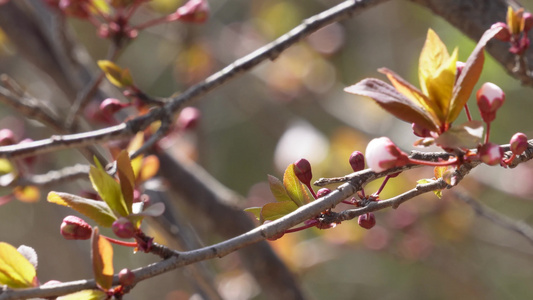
[
  {"left": 0, "top": 158, "right": 13, "bottom": 175},
  {"left": 91, "top": 228, "right": 113, "bottom": 291},
  {"left": 16, "top": 245, "right": 37, "bottom": 270},
  {"left": 57, "top": 289, "right": 108, "bottom": 300},
  {"left": 435, "top": 120, "right": 483, "bottom": 149},
  {"left": 89, "top": 166, "right": 128, "bottom": 218},
  {"left": 135, "top": 202, "right": 165, "bottom": 217},
  {"left": 47, "top": 192, "right": 116, "bottom": 227},
  {"left": 139, "top": 155, "right": 160, "bottom": 182},
  {"left": 344, "top": 78, "right": 438, "bottom": 132},
  {"left": 283, "top": 164, "right": 312, "bottom": 206},
  {"left": 244, "top": 207, "right": 262, "bottom": 220},
  {"left": 425, "top": 48, "right": 458, "bottom": 121},
  {"left": 0, "top": 242, "right": 36, "bottom": 288},
  {"left": 260, "top": 201, "right": 298, "bottom": 223},
  {"left": 268, "top": 175, "right": 292, "bottom": 202},
  {"left": 13, "top": 186, "right": 40, "bottom": 203},
  {"left": 116, "top": 150, "right": 135, "bottom": 214},
  {"left": 97, "top": 60, "right": 132, "bottom": 88},
  {"left": 448, "top": 26, "right": 504, "bottom": 124},
  {"left": 127, "top": 132, "right": 145, "bottom": 178}
]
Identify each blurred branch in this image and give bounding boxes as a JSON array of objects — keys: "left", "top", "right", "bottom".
[{"left": 453, "top": 189, "right": 533, "bottom": 245}]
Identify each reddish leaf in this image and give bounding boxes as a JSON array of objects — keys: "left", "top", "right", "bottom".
[
  {"left": 91, "top": 227, "right": 114, "bottom": 291},
  {"left": 345, "top": 78, "right": 438, "bottom": 132}
]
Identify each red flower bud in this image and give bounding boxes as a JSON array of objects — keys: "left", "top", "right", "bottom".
[
  {"left": 476, "top": 82, "right": 505, "bottom": 123},
  {"left": 349, "top": 151, "right": 365, "bottom": 172},
  {"left": 100, "top": 98, "right": 130, "bottom": 115},
  {"left": 365, "top": 137, "right": 409, "bottom": 173},
  {"left": 173, "top": 0, "right": 209, "bottom": 23},
  {"left": 491, "top": 22, "right": 511, "bottom": 42},
  {"left": 118, "top": 268, "right": 135, "bottom": 286},
  {"left": 59, "top": 0, "right": 90, "bottom": 18},
  {"left": 112, "top": 217, "right": 136, "bottom": 239},
  {"left": 293, "top": 158, "right": 312, "bottom": 185},
  {"left": 316, "top": 188, "right": 331, "bottom": 198},
  {"left": 358, "top": 213, "right": 376, "bottom": 230},
  {"left": 177, "top": 107, "right": 201, "bottom": 130},
  {"left": 510, "top": 132, "right": 528, "bottom": 155},
  {"left": 522, "top": 12, "right": 533, "bottom": 32},
  {"left": 0, "top": 129, "right": 16, "bottom": 146},
  {"left": 61, "top": 216, "right": 92, "bottom": 240},
  {"left": 479, "top": 142, "right": 503, "bottom": 166}
]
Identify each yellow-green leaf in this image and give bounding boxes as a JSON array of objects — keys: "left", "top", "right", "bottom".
[
  {"left": 89, "top": 166, "right": 128, "bottom": 218},
  {"left": 13, "top": 186, "right": 40, "bottom": 203},
  {"left": 244, "top": 207, "right": 262, "bottom": 220},
  {"left": 48, "top": 192, "right": 116, "bottom": 227},
  {"left": 425, "top": 48, "right": 458, "bottom": 121},
  {"left": 91, "top": 228, "right": 114, "bottom": 291},
  {"left": 138, "top": 155, "right": 160, "bottom": 182},
  {"left": 283, "top": 164, "right": 312, "bottom": 206},
  {"left": 57, "top": 289, "right": 108, "bottom": 300},
  {"left": 116, "top": 150, "right": 135, "bottom": 214},
  {"left": 418, "top": 29, "right": 451, "bottom": 94},
  {"left": 97, "top": 60, "right": 132, "bottom": 88},
  {"left": 0, "top": 242, "right": 36, "bottom": 288},
  {"left": 127, "top": 132, "right": 145, "bottom": 178},
  {"left": 0, "top": 158, "right": 14, "bottom": 175},
  {"left": 260, "top": 201, "right": 298, "bottom": 223},
  {"left": 268, "top": 175, "right": 292, "bottom": 202}
]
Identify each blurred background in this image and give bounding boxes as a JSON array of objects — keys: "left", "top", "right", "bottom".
[{"left": 2, "top": 0, "right": 533, "bottom": 299}]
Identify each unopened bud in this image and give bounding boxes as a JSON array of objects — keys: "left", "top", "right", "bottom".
[
  {"left": 510, "top": 132, "right": 528, "bottom": 155},
  {"left": 61, "top": 216, "right": 92, "bottom": 240},
  {"left": 174, "top": 0, "right": 209, "bottom": 23},
  {"left": 476, "top": 82, "right": 505, "bottom": 123},
  {"left": 358, "top": 213, "right": 376, "bottom": 230},
  {"left": 112, "top": 217, "right": 136, "bottom": 239},
  {"left": 294, "top": 158, "right": 312, "bottom": 185},
  {"left": 491, "top": 22, "right": 511, "bottom": 42},
  {"left": 118, "top": 268, "right": 135, "bottom": 286},
  {"left": 522, "top": 12, "right": 533, "bottom": 32},
  {"left": 479, "top": 142, "right": 503, "bottom": 166},
  {"left": 0, "top": 129, "right": 16, "bottom": 146},
  {"left": 349, "top": 151, "right": 365, "bottom": 172},
  {"left": 365, "top": 137, "right": 409, "bottom": 173},
  {"left": 100, "top": 98, "right": 130, "bottom": 115},
  {"left": 316, "top": 188, "right": 331, "bottom": 198},
  {"left": 177, "top": 107, "right": 201, "bottom": 130},
  {"left": 59, "top": 0, "right": 90, "bottom": 18}
]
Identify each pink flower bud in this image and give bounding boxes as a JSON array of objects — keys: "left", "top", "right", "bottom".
[
  {"left": 358, "top": 213, "right": 376, "bottom": 229},
  {"left": 100, "top": 98, "right": 130, "bottom": 115},
  {"left": 174, "top": 0, "right": 209, "bottom": 23},
  {"left": 491, "top": 22, "right": 511, "bottom": 42},
  {"left": 510, "top": 132, "right": 528, "bottom": 155},
  {"left": 177, "top": 107, "right": 201, "bottom": 130},
  {"left": 479, "top": 142, "right": 503, "bottom": 166},
  {"left": 476, "top": 82, "right": 505, "bottom": 123},
  {"left": 118, "top": 268, "right": 135, "bottom": 286},
  {"left": 59, "top": 0, "right": 90, "bottom": 18},
  {"left": 294, "top": 158, "right": 312, "bottom": 185},
  {"left": 349, "top": 151, "right": 365, "bottom": 172},
  {"left": 60, "top": 216, "right": 92, "bottom": 240},
  {"left": 316, "top": 188, "right": 331, "bottom": 198},
  {"left": 365, "top": 137, "right": 409, "bottom": 173},
  {"left": 523, "top": 12, "right": 533, "bottom": 32},
  {"left": 0, "top": 129, "right": 15, "bottom": 146},
  {"left": 112, "top": 217, "right": 136, "bottom": 239}
]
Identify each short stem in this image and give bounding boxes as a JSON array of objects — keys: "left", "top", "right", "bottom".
[
  {"left": 464, "top": 104, "right": 473, "bottom": 122},
  {"left": 503, "top": 153, "right": 517, "bottom": 165},
  {"left": 133, "top": 15, "right": 173, "bottom": 31},
  {"left": 485, "top": 122, "right": 491, "bottom": 144},
  {"left": 284, "top": 220, "right": 318, "bottom": 234},
  {"left": 407, "top": 157, "right": 459, "bottom": 167},
  {"left": 342, "top": 199, "right": 358, "bottom": 205},
  {"left": 305, "top": 183, "right": 317, "bottom": 199},
  {"left": 102, "top": 235, "right": 137, "bottom": 247},
  {"left": 373, "top": 175, "right": 391, "bottom": 196}
]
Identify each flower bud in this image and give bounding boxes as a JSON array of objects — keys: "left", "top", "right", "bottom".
[
  {"left": 476, "top": 82, "right": 505, "bottom": 123},
  {"left": 59, "top": 0, "right": 90, "bottom": 18},
  {"left": 479, "top": 142, "right": 503, "bottom": 166},
  {"left": 522, "top": 12, "right": 533, "bottom": 32},
  {"left": 61, "top": 216, "right": 92, "bottom": 240},
  {"left": 510, "top": 132, "right": 528, "bottom": 155},
  {"left": 358, "top": 213, "right": 376, "bottom": 230},
  {"left": 100, "top": 98, "right": 130, "bottom": 115},
  {"left": 174, "top": 0, "right": 209, "bottom": 23},
  {"left": 294, "top": 158, "right": 312, "bottom": 185},
  {"left": 365, "top": 137, "right": 409, "bottom": 173},
  {"left": 349, "top": 151, "right": 365, "bottom": 172},
  {"left": 0, "top": 129, "right": 16, "bottom": 146},
  {"left": 491, "top": 22, "right": 511, "bottom": 42},
  {"left": 316, "top": 188, "right": 331, "bottom": 198},
  {"left": 112, "top": 217, "right": 136, "bottom": 239},
  {"left": 177, "top": 107, "right": 201, "bottom": 130},
  {"left": 118, "top": 268, "right": 135, "bottom": 286}
]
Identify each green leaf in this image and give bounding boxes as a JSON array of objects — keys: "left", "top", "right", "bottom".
[
  {"left": 283, "top": 164, "right": 312, "bottom": 206},
  {"left": 97, "top": 60, "right": 133, "bottom": 88},
  {"left": 91, "top": 228, "right": 114, "bottom": 291},
  {"left": 260, "top": 201, "right": 299, "bottom": 223},
  {"left": 89, "top": 166, "right": 129, "bottom": 218},
  {"left": 244, "top": 207, "right": 262, "bottom": 220},
  {"left": 448, "top": 25, "right": 504, "bottom": 124},
  {"left": 0, "top": 158, "right": 14, "bottom": 175},
  {"left": 0, "top": 242, "right": 37, "bottom": 288},
  {"left": 434, "top": 120, "right": 483, "bottom": 149},
  {"left": 268, "top": 175, "right": 292, "bottom": 202},
  {"left": 57, "top": 290, "right": 108, "bottom": 300},
  {"left": 116, "top": 150, "right": 135, "bottom": 214},
  {"left": 47, "top": 192, "right": 116, "bottom": 227}
]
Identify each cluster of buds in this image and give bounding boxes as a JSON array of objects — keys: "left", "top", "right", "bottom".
[{"left": 492, "top": 7, "right": 533, "bottom": 54}]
